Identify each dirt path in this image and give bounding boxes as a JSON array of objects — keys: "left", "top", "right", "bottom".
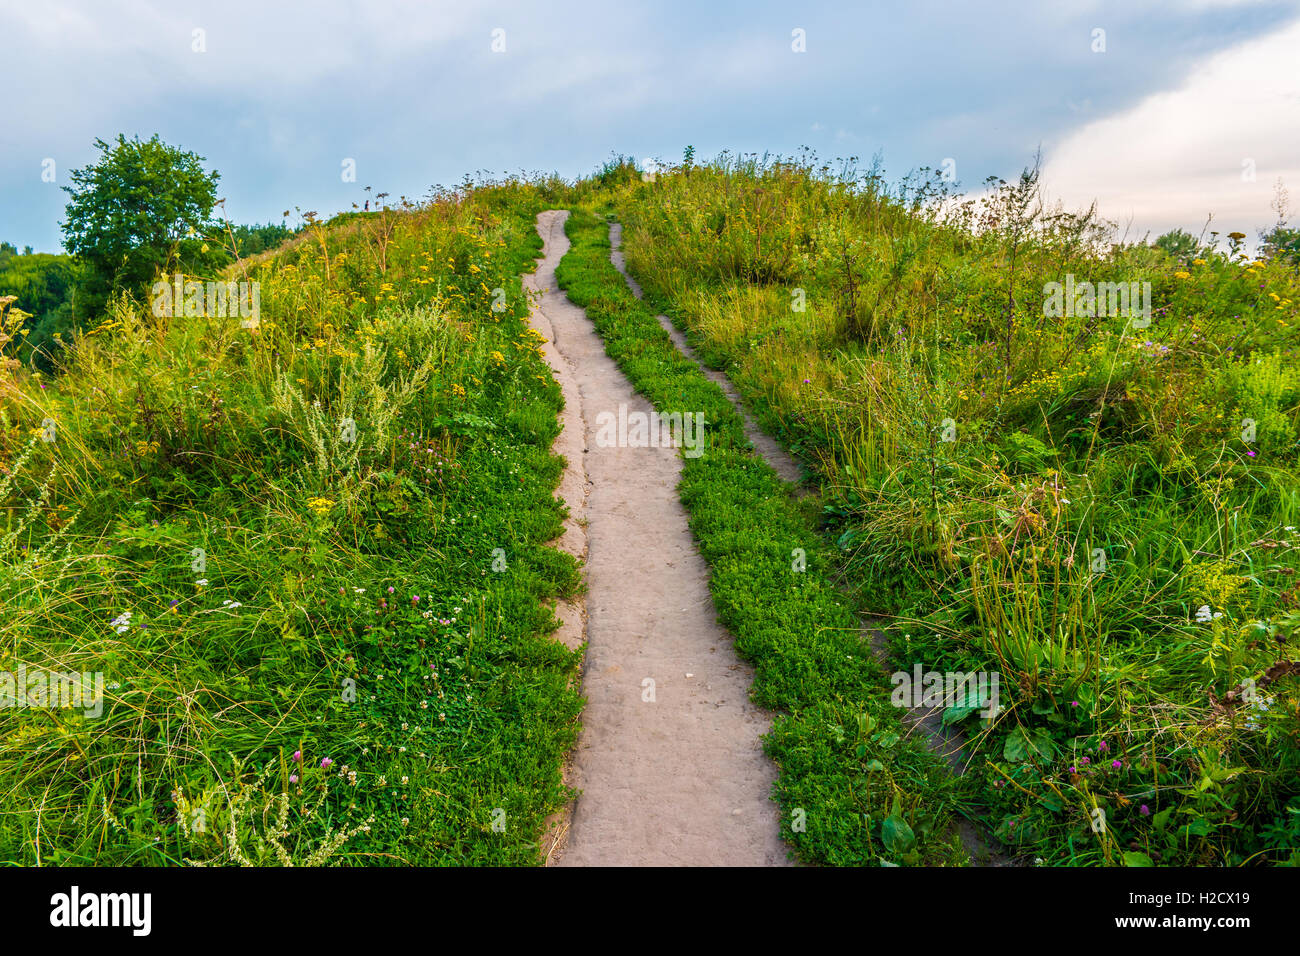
[{"left": 527, "top": 210, "right": 789, "bottom": 867}]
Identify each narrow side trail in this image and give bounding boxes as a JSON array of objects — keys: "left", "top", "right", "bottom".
[
  {"left": 528, "top": 210, "right": 789, "bottom": 867},
  {"left": 610, "top": 223, "right": 803, "bottom": 488}
]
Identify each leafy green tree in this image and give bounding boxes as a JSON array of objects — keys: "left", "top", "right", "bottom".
[
  {"left": 60, "top": 134, "right": 225, "bottom": 307},
  {"left": 1153, "top": 228, "right": 1198, "bottom": 262},
  {"left": 0, "top": 249, "right": 86, "bottom": 370},
  {"left": 1261, "top": 225, "right": 1300, "bottom": 265},
  {"left": 0, "top": 252, "right": 82, "bottom": 318}
]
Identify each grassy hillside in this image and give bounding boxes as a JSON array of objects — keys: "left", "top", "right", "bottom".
[
  {"left": 610, "top": 153, "right": 1300, "bottom": 866},
  {"left": 0, "top": 182, "right": 586, "bottom": 865},
  {"left": 4, "top": 150, "right": 1296, "bottom": 868}
]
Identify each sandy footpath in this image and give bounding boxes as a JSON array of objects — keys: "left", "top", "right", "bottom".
[{"left": 525, "top": 210, "right": 789, "bottom": 867}]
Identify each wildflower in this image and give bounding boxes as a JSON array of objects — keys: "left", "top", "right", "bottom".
[
  {"left": 1098, "top": 741, "right": 1108, "bottom": 752},
  {"left": 1174, "top": 270, "right": 1191, "bottom": 280},
  {"left": 1139, "top": 805, "right": 1151, "bottom": 816},
  {"left": 1081, "top": 756, "right": 1090, "bottom": 765},
  {"left": 1111, "top": 760, "right": 1122, "bottom": 770},
  {"left": 320, "top": 757, "right": 333, "bottom": 769},
  {"left": 306, "top": 497, "right": 334, "bottom": 516},
  {"left": 196, "top": 579, "right": 208, "bottom": 586},
  {"left": 292, "top": 750, "right": 302, "bottom": 762},
  {"left": 289, "top": 774, "right": 299, "bottom": 784}
]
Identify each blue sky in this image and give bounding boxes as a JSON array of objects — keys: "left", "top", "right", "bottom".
[{"left": 4, "top": 0, "right": 1299, "bottom": 252}]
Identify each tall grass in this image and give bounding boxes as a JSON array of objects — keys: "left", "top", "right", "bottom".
[
  {"left": 612, "top": 150, "right": 1300, "bottom": 865},
  {"left": 0, "top": 182, "right": 586, "bottom": 865}
]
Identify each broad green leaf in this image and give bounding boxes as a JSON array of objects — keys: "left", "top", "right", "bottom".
[{"left": 881, "top": 812, "right": 916, "bottom": 855}]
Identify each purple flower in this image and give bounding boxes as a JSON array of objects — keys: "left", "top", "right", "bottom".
[
  {"left": 1098, "top": 741, "right": 1108, "bottom": 752},
  {"left": 1070, "top": 700, "right": 1080, "bottom": 707},
  {"left": 1139, "top": 804, "right": 1150, "bottom": 816},
  {"left": 1247, "top": 450, "right": 1256, "bottom": 457},
  {"left": 320, "top": 757, "right": 333, "bottom": 769},
  {"left": 1111, "top": 760, "right": 1122, "bottom": 770},
  {"left": 387, "top": 586, "right": 395, "bottom": 594},
  {"left": 289, "top": 774, "right": 299, "bottom": 784},
  {"left": 1081, "top": 756, "right": 1090, "bottom": 765},
  {"left": 292, "top": 750, "right": 302, "bottom": 762},
  {"left": 1069, "top": 766, "right": 1077, "bottom": 774}
]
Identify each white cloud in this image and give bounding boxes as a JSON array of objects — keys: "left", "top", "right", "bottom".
[{"left": 1040, "top": 16, "right": 1300, "bottom": 242}]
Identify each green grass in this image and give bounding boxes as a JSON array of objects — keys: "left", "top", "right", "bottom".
[
  {"left": 608, "top": 151, "right": 1300, "bottom": 866},
  {"left": 7, "top": 150, "right": 1297, "bottom": 869},
  {"left": 0, "top": 183, "right": 587, "bottom": 865},
  {"left": 555, "top": 205, "right": 964, "bottom": 865}
]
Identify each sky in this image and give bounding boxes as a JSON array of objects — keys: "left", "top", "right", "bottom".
[{"left": 3, "top": 0, "right": 1299, "bottom": 253}]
